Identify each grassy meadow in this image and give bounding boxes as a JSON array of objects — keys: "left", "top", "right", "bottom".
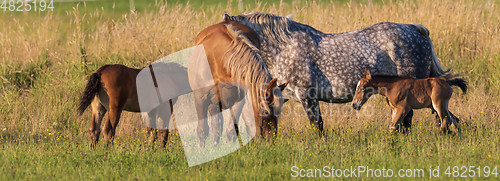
[{"left": 1, "top": 0, "right": 500, "bottom": 180}]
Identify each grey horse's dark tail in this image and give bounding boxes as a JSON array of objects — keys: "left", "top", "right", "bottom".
[
  {"left": 77, "top": 65, "right": 109, "bottom": 115},
  {"left": 446, "top": 78, "right": 467, "bottom": 94},
  {"left": 414, "top": 24, "right": 453, "bottom": 79}
]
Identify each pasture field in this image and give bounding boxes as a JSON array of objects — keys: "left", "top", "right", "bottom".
[{"left": 1, "top": 0, "right": 500, "bottom": 180}]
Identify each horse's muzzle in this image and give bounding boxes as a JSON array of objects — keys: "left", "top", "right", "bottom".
[{"left": 352, "top": 101, "right": 362, "bottom": 111}]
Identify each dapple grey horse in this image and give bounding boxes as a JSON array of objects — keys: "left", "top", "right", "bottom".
[{"left": 224, "top": 11, "right": 451, "bottom": 133}]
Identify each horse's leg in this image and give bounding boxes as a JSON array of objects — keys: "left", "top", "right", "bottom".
[
  {"left": 449, "top": 112, "right": 460, "bottom": 124},
  {"left": 429, "top": 108, "right": 441, "bottom": 127},
  {"left": 385, "top": 97, "right": 412, "bottom": 131},
  {"left": 433, "top": 100, "right": 459, "bottom": 134},
  {"left": 208, "top": 103, "right": 223, "bottom": 146},
  {"left": 447, "top": 111, "right": 460, "bottom": 134},
  {"left": 156, "top": 99, "right": 175, "bottom": 148},
  {"left": 227, "top": 100, "right": 243, "bottom": 142},
  {"left": 240, "top": 101, "right": 257, "bottom": 141},
  {"left": 300, "top": 89, "right": 323, "bottom": 134},
  {"left": 146, "top": 109, "right": 157, "bottom": 146},
  {"left": 197, "top": 116, "right": 209, "bottom": 148},
  {"left": 389, "top": 106, "right": 410, "bottom": 133},
  {"left": 89, "top": 97, "right": 106, "bottom": 148},
  {"left": 157, "top": 129, "right": 169, "bottom": 149},
  {"left": 389, "top": 98, "right": 412, "bottom": 130},
  {"left": 146, "top": 127, "right": 157, "bottom": 146},
  {"left": 150, "top": 100, "right": 173, "bottom": 148},
  {"left": 103, "top": 99, "right": 124, "bottom": 146},
  {"left": 402, "top": 110, "right": 413, "bottom": 131},
  {"left": 194, "top": 92, "right": 210, "bottom": 148}
]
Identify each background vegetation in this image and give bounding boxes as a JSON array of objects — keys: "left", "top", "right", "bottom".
[{"left": 0, "top": 0, "right": 499, "bottom": 180}]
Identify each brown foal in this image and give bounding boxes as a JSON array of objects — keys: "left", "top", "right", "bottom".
[
  {"left": 77, "top": 63, "right": 189, "bottom": 147},
  {"left": 352, "top": 68, "right": 467, "bottom": 134}
]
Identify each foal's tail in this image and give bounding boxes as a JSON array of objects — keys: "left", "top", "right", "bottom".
[
  {"left": 446, "top": 78, "right": 468, "bottom": 94},
  {"left": 77, "top": 71, "right": 102, "bottom": 115}
]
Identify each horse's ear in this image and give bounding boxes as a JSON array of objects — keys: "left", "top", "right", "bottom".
[
  {"left": 223, "top": 12, "right": 231, "bottom": 21},
  {"left": 265, "top": 78, "right": 278, "bottom": 102},
  {"left": 364, "top": 68, "right": 371, "bottom": 79},
  {"left": 286, "top": 14, "right": 293, "bottom": 20},
  {"left": 278, "top": 80, "right": 289, "bottom": 91},
  {"left": 268, "top": 78, "right": 278, "bottom": 89}
]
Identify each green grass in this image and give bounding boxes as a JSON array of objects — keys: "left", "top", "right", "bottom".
[{"left": 1, "top": 120, "right": 499, "bottom": 180}]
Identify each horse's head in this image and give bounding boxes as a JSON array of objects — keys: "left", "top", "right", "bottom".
[
  {"left": 352, "top": 68, "right": 376, "bottom": 111},
  {"left": 258, "top": 78, "right": 289, "bottom": 139}
]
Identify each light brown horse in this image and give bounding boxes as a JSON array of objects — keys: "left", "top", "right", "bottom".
[
  {"left": 77, "top": 63, "right": 190, "bottom": 147},
  {"left": 351, "top": 68, "right": 467, "bottom": 134},
  {"left": 188, "top": 20, "right": 288, "bottom": 147}
]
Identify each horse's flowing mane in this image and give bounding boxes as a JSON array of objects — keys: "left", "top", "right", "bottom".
[
  {"left": 224, "top": 24, "right": 273, "bottom": 111},
  {"left": 230, "top": 11, "right": 292, "bottom": 44}
]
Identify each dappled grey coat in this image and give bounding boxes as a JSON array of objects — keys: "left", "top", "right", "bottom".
[{"left": 224, "top": 11, "right": 451, "bottom": 132}]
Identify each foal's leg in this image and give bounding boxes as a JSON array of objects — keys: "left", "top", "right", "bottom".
[
  {"left": 387, "top": 98, "right": 412, "bottom": 131},
  {"left": 157, "top": 129, "right": 169, "bottom": 148},
  {"left": 430, "top": 108, "right": 441, "bottom": 127},
  {"left": 148, "top": 122, "right": 169, "bottom": 149},
  {"left": 89, "top": 98, "right": 106, "bottom": 147},
  {"left": 432, "top": 100, "right": 459, "bottom": 134},
  {"left": 402, "top": 110, "right": 413, "bottom": 130},
  {"left": 389, "top": 106, "right": 410, "bottom": 133},
  {"left": 449, "top": 112, "right": 460, "bottom": 124},
  {"left": 146, "top": 109, "right": 158, "bottom": 146},
  {"left": 156, "top": 99, "right": 175, "bottom": 148},
  {"left": 146, "top": 127, "right": 157, "bottom": 146},
  {"left": 447, "top": 111, "right": 460, "bottom": 134},
  {"left": 154, "top": 99, "right": 175, "bottom": 148},
  {"left": 103, "top": 99, "right": 125, "bottom": 146}
]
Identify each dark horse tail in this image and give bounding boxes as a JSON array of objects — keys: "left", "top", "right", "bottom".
[
  {"left": 446, "top": 78, "right": 467, "bottom": 94},
  {"left": 77, "top": 73, "right": 101, "bottom": 115},
  {"left": 77, "top": 65, "right": 109, "bottom": 115}
]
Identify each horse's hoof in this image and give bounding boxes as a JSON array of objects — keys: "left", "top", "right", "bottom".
[
  {"left": 439, "top": 127, "right": 453, "bottom": 135},
  {"left": 450, "top": 124, "right": 460, "bottom": 133},
  {"left": 389, "top": 126, "right": 397, "bottom": 133}
]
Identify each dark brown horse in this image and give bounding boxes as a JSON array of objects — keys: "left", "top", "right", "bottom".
[
  {"left": 77, "top": 63, "right": 190, "bottom": 147},
  {"left": 188, "top": 21, "right": 288, "bottom": 147},
  {"left": 352, "top": 68, "right": 466, "bottom": 134}
]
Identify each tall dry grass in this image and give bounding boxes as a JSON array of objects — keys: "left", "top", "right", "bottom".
[{"left": 0, "top": 0, "right": 498, "bottom": 139}]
